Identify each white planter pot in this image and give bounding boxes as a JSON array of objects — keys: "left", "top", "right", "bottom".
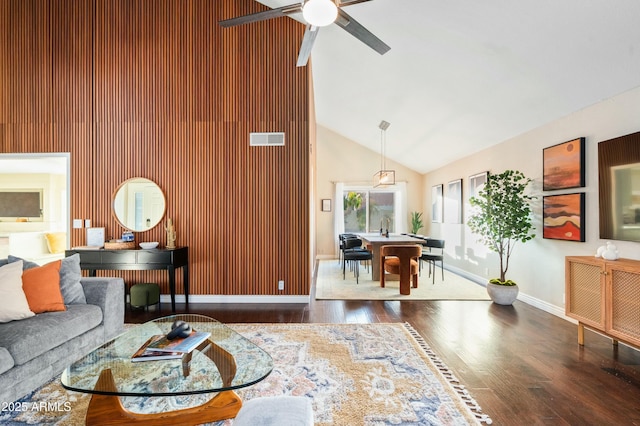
[{"left": 487, "top": 282, "right": 519, "bottom": 305}]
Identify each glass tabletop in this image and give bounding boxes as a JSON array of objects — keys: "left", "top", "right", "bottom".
[{"left": 61, "top": 314, "right": 273, "bottom": 397}]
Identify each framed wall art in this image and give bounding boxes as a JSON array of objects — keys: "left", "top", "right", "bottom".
[
  {"left": 597, "top": 130, "right": 640, "bottom": 242},
  {"left": 543, "top": 193, "right": 585, "bottom": 242},
  {"left": 321, "top": 199, "right": 331, "bottom": 212},
  {"left": 445, "top": 179, "right": 462, "bottom": 223},
  {"left": 469, "top": 171, "right": 488, "bottom": 199},
  {"left": 431, "top": 184, "right": 443, "bottom": 223},
  {"left": 543, "top": 137, "right": 585, "bottom": 191}
]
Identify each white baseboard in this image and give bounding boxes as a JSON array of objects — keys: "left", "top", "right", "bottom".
[
  {"left": 517, "top": 292, "right": 572, "bottom": 321},
  {"left": 160, "top": 294, "right": 310, "bottom": 304},
  {"left": 316, "top": 254, "right": 336, "bottom": 260},
  {"left": 444, "top": 264, "right": 573, "bottom": 322},
  {"left": 443, "top": 264, "right": 487, "bottom": 287}
]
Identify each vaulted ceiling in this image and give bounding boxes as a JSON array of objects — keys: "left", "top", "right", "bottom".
[{"left": 246, "top": 0, "right": 640, "bottom": 173}]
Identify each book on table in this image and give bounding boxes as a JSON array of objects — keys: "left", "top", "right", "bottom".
[
  {"left": 145, "top": 331, "right": 211, "bottom": 354},
  {"left": 131, "top": 336, "right": 184, "bottom": 362}
]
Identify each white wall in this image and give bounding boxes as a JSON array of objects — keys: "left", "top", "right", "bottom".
[
  {"left": 423, "top": 85, "right": 640, "bottom": 317},
  {"left": 316, "top": 125, "right": 424, "bottom": 258}
]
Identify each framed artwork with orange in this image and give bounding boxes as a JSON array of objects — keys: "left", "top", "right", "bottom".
[
  {"left": 543, "top": 193, "right": 585, "bottom": 242},
  {"left": 543, "top": 138, "right": 585, "bottom": 191}
]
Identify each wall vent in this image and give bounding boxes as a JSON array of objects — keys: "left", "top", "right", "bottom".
[{"left": 250, "top": 132, "right": 285, "bottom": 147}]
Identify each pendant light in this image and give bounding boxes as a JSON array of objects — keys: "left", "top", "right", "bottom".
[{"left": 373, "top": 120, "right": 395, "bottom": 187}]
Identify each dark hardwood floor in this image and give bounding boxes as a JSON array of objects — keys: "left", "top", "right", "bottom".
[{"left": 126, "top": 266, "right": 640, "bottom": 425}]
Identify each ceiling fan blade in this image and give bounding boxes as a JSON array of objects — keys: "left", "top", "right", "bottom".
[
  {"left": 337, "top": 0, "right": 373, "bottom": 7},
  {"left": 219, "top": 3, "right": 302, "bottom": 28},
  {"left": 297, "top": 25, "right": 320, "bottom": 67},
  {"left": 334, "top": 8, "right": 390, "bottom": 55}
]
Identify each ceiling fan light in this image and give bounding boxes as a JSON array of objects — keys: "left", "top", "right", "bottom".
[{"left": 302, "top": 0, "right": 338, "bottom": 27}]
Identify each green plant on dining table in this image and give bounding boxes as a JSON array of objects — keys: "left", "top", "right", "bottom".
[
  {"left": 468, "top": 170, "right": 535, "bottom": 286},
  {"left": 410, "top": 211, "right": 424, "bottom": 234}
]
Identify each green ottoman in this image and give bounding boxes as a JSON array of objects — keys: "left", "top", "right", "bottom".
[{"left": 129, "top": 283, "right": 161, "bottom": 311}]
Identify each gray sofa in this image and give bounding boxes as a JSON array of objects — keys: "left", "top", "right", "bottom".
[{"left": 0, "top": 274, "right": 124, "bottom": 403}]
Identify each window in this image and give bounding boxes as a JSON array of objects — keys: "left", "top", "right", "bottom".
[{"left": 343, "top": 190, "right": 396, "bottom": 233}]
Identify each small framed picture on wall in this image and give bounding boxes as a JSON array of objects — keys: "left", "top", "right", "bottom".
[{"left": 321, "top": 199, "right": 331, "bottom": 212}]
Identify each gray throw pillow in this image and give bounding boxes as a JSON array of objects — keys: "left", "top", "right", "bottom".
[
  {"left": 59, "top": 254, "right": 86, "bottom": 305},
  {"left": 0, "top": 258, "right": 7, "bottom": 267},
  {"left": 8, "top": 254, "right": 86, "bottom": 305},
  {"left": 7, "top": 255, "right": 39, "bottom": 270}
]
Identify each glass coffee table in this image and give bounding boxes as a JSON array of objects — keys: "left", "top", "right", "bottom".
[{"left": 61, "top": 314, "right": 273, "bottom": 425}]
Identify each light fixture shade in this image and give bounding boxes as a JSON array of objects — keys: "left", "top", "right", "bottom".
[
  {"left": 302, "top": 0, "right": 338, "bottom": 27},
  {"left": 373, "top": 170, "right": 395, "bottom": 187}
]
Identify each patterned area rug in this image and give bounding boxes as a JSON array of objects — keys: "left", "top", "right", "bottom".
[
  {"left": 1, "top": 323, "right": 491, "bottom": 425},
  {"left": 317, "top": 260, "right": 490, "bottom": 300}
]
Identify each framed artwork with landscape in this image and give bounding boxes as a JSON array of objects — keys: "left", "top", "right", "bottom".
[
  {"left": 543, "top": 193, "right": 585, "bottom": 242},
  {"left": 543, "top": 138, "right": 585, "bottom": 191},
  {"left": 431, "top": 184, "right": 443, "bottom": 223}
]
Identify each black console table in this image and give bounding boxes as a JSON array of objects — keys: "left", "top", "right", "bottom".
[{"left": 65, "top": 247, "right": 189, "bottom": 312}]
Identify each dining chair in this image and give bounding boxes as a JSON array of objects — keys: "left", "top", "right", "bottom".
[
  {"left": 380, "top": 244, "right": 421, "bottom": 295},
  {"left": 420, "top": 238, "right": 445, "bottom": 284},
  {"left": 342, "top": 238, "right": 373, "bottom": 284},
  {"left": 338, "top": 233, "right": 358, "bottom": 265}
]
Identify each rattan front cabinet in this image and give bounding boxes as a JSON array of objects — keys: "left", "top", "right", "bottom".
[{"left": 566, "top": 256, "right": 640, "bottom": 348}]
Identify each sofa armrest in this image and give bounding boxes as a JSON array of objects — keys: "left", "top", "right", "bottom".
[{"left": 81, "top": 277, "right": 125, "bottom": 341}]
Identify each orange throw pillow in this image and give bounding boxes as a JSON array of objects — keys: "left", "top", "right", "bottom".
[{"left": 21, "top": 260, "right": 66, "bottom": 313}]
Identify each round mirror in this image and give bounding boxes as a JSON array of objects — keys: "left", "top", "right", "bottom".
[{"left": 112, "top": 177, "right": 166, "bottom": 232}]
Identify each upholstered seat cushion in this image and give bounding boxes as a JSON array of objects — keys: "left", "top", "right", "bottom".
[
  {"left": 233, "top": 396, "right": 314, "bottom": 426},
  {"left": 343, "top": 250, "right": 372, "bottom": 261},
  {"left": 384, "top": 257, "right": 419, "bottom": 274},
  {"left": 0, "top": 304, "right": 103, "bottom": 366}
]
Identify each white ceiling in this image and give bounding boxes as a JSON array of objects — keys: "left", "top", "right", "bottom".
[{"left": 253, "top": 0, "right": 640, "bottom": 173}]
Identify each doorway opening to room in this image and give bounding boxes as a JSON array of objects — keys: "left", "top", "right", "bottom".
[
  {"left": 314, "top": 183, "right": 489, "bottom": 302},
  {"left": 0, "top": 153, "right": 70, "bottom": 263}
]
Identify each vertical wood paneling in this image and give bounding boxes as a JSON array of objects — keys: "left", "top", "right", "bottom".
[{"left": 1, "top": 0, "right": 310, "bottom": 297}]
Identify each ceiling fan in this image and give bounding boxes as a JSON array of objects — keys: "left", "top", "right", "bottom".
[{"left": 219, "top": 0, "right": 390, "bottom": 67}]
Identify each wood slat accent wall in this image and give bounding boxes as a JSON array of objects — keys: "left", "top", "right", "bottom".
[{"left": 0, "top": 0, "right": 311, "bottom": 297}]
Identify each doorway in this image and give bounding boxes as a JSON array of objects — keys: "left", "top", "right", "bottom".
[{"left": 0, "top": 153, "right": 70, "bottom": 262}]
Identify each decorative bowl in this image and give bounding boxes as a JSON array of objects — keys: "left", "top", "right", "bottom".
[{"left": 139, "top": 242, "right": 159, "bottom": 249}]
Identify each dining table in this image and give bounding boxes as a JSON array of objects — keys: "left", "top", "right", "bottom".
[{"left": 359, "top": 234, "right": 426, "bottom": 281}]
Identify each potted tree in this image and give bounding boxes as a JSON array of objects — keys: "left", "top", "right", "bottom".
[
  {"left": 410, "top": 211, "right": 424, "bottom": 234},
  {"left": 468, "top": 170, "right": 536, "bottom": 305}
]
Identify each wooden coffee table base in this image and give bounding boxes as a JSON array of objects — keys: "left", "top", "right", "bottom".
[{"left": 85, "top": 369, "right": 242, "bottom": 426}]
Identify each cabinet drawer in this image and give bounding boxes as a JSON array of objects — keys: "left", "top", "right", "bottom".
[
  {"left": 76, "top": 251, "right": 102, "bottom": 263},
  {"left": 101, "top": 251, "right": 137, "bottom": 263},
  {"left": 137, "top": 251, "right": 171, "bottom": 264}
]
